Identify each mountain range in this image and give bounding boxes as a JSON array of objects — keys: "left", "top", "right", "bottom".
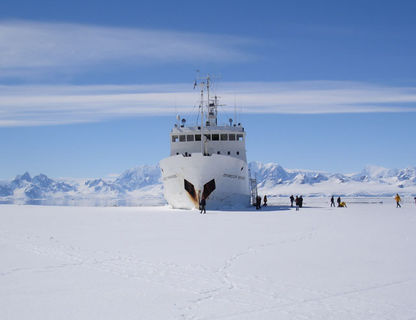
[
  {"left": 1, "top": 163, "right": 415, "bottom": 205},
  {"left": 249, "top": 162, "right": 416, "bottom": 198}
]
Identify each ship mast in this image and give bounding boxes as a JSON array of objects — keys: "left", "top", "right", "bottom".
[
  {"left": 199, "top": 78, "right": 205, "bottom": 154},
  {"left": 195, "top": 73, "right": 218, "bottom": 155}
]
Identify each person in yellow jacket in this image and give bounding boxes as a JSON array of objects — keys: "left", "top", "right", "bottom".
[{"left": 395, "top": 193, "right": 401, "bottom": 208}]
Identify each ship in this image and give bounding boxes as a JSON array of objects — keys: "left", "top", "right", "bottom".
[{"left": 159, "top": 75, "right": 254, "bottom": 210}]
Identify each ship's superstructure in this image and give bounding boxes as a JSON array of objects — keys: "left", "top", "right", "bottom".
[{"left": 159, "top": 75, "right": 251, "bottom": 209}]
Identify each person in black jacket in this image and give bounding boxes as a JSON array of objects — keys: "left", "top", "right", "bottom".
[
  {"left": 299, "top": 196, "right": 303, "bottom": 208},
  {"left": 200, "top": 198, "right": 206, "bottom": 214},
  {"left": 330, "top": 196, "right": 336, "bottom": 207},
  {"left": 256, "top": 195, "right": 261, "bottom": 210},
  {"left": 290, "top": 195, "right": 295, "bottom": 207},
  {"left": 337, "top": 196, "right": 341, "bottom": 207}
]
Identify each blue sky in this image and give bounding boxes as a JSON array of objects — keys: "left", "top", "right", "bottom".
[{"left": 1, "top": 0, "right": 415, "bottom": 179}]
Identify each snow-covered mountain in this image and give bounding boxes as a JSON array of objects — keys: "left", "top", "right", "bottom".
[
  {"left": 249, "top": 162, "right": 330, "bottom": 187},
  {"left": 0, "top": 165, "right": 164, "bottom": 206},
  {"left": 115, "top": 165, "right": 161, "bottom": 191},
  {"left": 83, "top": 165, "right": 162, "bottom": 193},
  {"left": 1, "top": 163, "right": 415, "bottom": 205},
  {"left": 0, "top": 172, "right": 75, "bottom": 199},
  {"left": 249, "top": 162, "right": 416, "bottom": 197}
]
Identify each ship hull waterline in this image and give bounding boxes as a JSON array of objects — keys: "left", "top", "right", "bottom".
[{"left": 159, "top": 153, "right": 250, "bottom": 210}]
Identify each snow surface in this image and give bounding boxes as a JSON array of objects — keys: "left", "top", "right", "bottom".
[{"left": 1, "top": 201, "right": 416, "bottom": 319}]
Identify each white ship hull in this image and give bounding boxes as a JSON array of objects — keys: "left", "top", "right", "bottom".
[{"left": 159, "top": 153, "right": 250, "bottom": 209}]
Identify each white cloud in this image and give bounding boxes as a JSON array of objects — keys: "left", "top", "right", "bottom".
[
  {"left": 1, "top": 81, "right": 416, "bottom": 126},
  {"left": 0, "top": 20, "right": 252, "bottom": 75}
]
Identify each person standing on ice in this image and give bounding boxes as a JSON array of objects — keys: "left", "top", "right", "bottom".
[
  {"left": 295, "top": 196, "right": 300, "bottom": 211},
  {"left": 337, "top": 196, "right": 341, "bottom": 207},
  {"left": 200, "top": 198, "right": 206, "bottom": 214},
  {"left": 330, "top": 196, "right": 336, "bottom": 207},
  {"left": 395, "top": 193, "right": 401, "bottom": 208},
  {"left": 255, "top": 195, "right": 261, "bottom": 210},
  {"left": 299, "top": 195, "right": 304, "bottom": 208},
  {"left": 290, "top": 195, "right": 295, "bottom": 207},
  {"left": 263, "top": 195, "right": 268, "bottom": 207}
]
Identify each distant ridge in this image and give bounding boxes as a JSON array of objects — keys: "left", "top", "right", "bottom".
[
  {"left": 1, "top": 163, "right": 415, "bottom": 205},
  {"left": 249, "top": 162, "right": 416, "bottom": 197}
]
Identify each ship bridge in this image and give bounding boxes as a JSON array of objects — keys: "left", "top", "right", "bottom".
[{"left": 170, "top": 124, "right": 247, "bottom": 162}]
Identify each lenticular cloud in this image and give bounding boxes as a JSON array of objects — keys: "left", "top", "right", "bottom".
[
  {"left": 0, "top": 20, "right": 252, "bottom": 71},
  {"left": 1, "top": 81, "right": 416, "bottom": 126}
]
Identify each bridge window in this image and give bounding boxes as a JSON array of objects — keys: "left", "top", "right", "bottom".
[
  {"left": 187, "top": 135, "right": 194, "bottom": 141},
  {"left": 229, "top": 134, "right": 236, "bottom": 141},
  {"left": 195, "top": 134, "right": 201, "bottom": 141},
  {"left": 220, "top": 134, "right": 228, "bottom": 141},
  {"left": 172, "top": 135, "right": 179, "bottom": 142},
  {"left": 212, "top": 134, "right": 219, "bottom": 141},
  {"left": 179, "top": 135, "right": 186, "bottom": 142},
  {"left": 237, "top": 134, "right": 244, "bottom": 141}
]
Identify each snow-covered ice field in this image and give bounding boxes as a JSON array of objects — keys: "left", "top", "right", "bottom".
[{"left": 1, "top": 200, "right": 416, "bottom": 319}]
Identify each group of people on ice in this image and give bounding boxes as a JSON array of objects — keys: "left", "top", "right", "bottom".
[
  {"left": 200, "top": 192, "right": 414, "bottom": 214},
  {"left": 255, "top": 195, "right": 267, "bottom": 209},
  {"left": 253, "top": 192, "right": 413, "bottom": 213},
  {"left": 330, "top": 196, "right": 347, "bottom": 208},
  {"left": 289, "top": 195, "right": 304, "bottom": 211},
  {"left": 329, "top": 193, "right": 413, "bottom": 209}
]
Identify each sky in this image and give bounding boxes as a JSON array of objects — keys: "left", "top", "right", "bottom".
[{"left": 0, "top": 0, "right": 416, "bottom": 179}]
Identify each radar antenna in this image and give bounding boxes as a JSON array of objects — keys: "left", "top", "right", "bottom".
[{"left": 193, "top": 72, "right": 223, "bottom": 154}]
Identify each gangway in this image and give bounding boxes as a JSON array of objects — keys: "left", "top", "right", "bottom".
[{"left": 249, "top": 169, "right": 258, "bottom": 206}]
